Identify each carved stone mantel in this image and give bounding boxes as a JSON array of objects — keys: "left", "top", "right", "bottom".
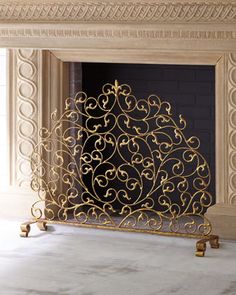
[
  {"left": 0, "top": 1, "right": 235, "bottom": 24},
  {"left": 1, "top": 0, "right": 236, "bottom": 239},
  {"left": 0, "top": 1, "right": 236, "bottom": 51}
]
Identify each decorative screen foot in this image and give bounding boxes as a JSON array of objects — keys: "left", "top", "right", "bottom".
[
  {"left": 20, "top": 221, "right": 47, "bottom": 237},
  {"left": 195, "top": 235, "right": 219, "bottom": 257},
  {"left": 20, "top": 221, "right": 35, "bottom": 237},
  {"left": 209, "top": 235, "right": 220, "bottom": 249},
  {"left": 37, "top": 221, "right": 47, "bottom": 231}
]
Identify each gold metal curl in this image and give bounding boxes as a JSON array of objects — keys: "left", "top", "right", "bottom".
[{"left": 30, "top": 80, "right": 214, "bottom": 237}]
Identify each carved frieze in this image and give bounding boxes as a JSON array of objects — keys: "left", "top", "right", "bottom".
[
  {"left": 0, "top": 2, "right": 236, "bottom": 49},
  {"left": 0, "top": 1, "right": 235, "bottom": 24},
  {"left": 1, "top": 28, "right": 236, "bottom": 40}
]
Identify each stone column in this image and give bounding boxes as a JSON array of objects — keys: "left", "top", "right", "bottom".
[
  {"left": 7, "top": 49, "right": 69, "bottom": 218},
  {"left": 9, "top": 49, "right": 42, "bottom": 189},
  {"left": 206, "top": 53, "right": 236, "bottom": 239}
]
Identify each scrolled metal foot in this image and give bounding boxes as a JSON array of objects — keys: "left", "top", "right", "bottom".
[
  {"left": 209, "top": 235, "right": 220, "bottom": 249},
  {"left": 20, "top": 221, "right": 47, "bottom": 237},
  {"left": 37, "top": 221, "right": 47, "bottom": 231},
  {"left": 195, "top": 235, "right": 219, "bottom": 257},
  {"left": 195, "top": 241, "right": 206, "bottom": 257},
  {"left": 20, "top": 222, "right": 31, "bottom": 237}
]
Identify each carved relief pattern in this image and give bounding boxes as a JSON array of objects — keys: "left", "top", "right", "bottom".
[
  {"left": 15, "top": 49, "right": 39, "bottom": 188},
  {"left": 1, "top": 28, "right": 236, "bottom": 40},
  {"left": 0, "top": 2, "right": 235, "bottom": 23},
  {"left": 228, "top": 53, "right": 236, "bottom": 204}
]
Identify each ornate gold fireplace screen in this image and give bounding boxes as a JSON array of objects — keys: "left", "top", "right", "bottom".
[{"left": 20, "top": 81, "right": 219, "bottom": 257}]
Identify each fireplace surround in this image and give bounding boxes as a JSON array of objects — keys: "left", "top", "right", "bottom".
[{"left": 0, "top": 0, "right": 236, "bottom": 241}]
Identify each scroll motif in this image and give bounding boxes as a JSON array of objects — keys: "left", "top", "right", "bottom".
[
  {"left": 0, "top": 2, "right": 235, "bottom": 24},
  {"left": 31, "top": 81, "right": 213, "bottom": 236}
]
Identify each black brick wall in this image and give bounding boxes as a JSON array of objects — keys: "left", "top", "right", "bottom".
[
  {"left": 81, "top": 63, "right": 215, "bottom": 202},
  {"left": 69, "top": 62, "right": 82, "bottom": 96}
]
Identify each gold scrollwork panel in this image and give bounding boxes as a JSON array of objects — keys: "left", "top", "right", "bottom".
[{"left": 30, "top": 81, "right": 213, "bottom": 237}]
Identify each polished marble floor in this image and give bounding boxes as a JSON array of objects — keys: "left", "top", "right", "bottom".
[{"left": 0, "top": 219, "right": 236, "bottom": 295}]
